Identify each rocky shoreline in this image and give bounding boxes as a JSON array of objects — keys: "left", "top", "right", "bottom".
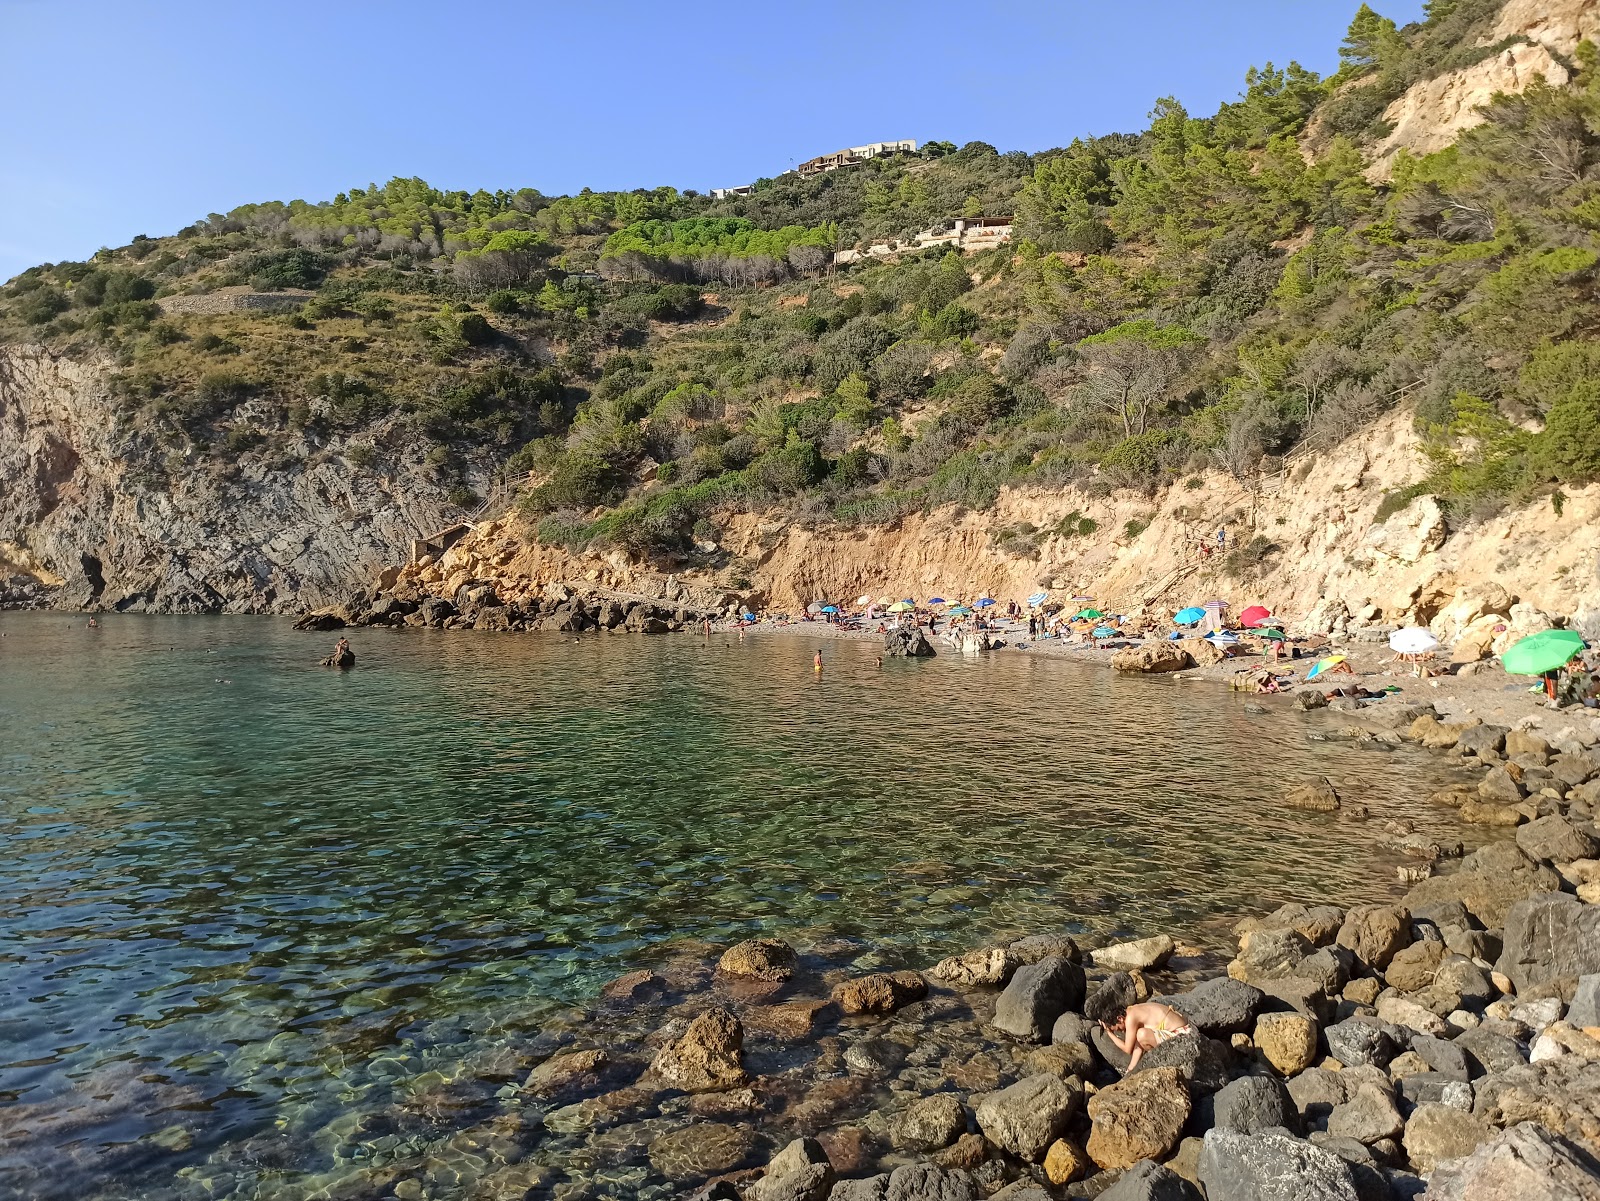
[{"left": 187, "top": 683, "right": 1591, "bottom": 1201}]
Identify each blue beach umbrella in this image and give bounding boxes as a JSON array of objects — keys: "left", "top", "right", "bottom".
[
  {"left": 975, "top": 598, "right": 997, "bottom": 608},
  {"left": 1027, "top": 591, "right": 1048, "bottom": 607},
  {"left": 822, "top": 605, "right": 838, "bottom": 613},
  {"left": 1174, "top": 606, "right": 1206, "bottom": 625},
  {"left": 1093, "top": 625, "right": 1116, "bottom": 639},
  {"left": 928, "top": 596, "right": 946, "bottom": 605},
  {"left": 948, "top": 605, "right": 972, "bottom": 615}
]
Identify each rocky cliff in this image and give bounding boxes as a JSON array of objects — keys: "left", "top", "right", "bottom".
[
  {"left": 0, "top": 345, "right": 475, "bottom": 613},
  {"left": 1367, "top": 0, "right": 1600, "bottom": 179},
  {"left": 381, "top": 406, "right": 1599, "bottom": 646}
]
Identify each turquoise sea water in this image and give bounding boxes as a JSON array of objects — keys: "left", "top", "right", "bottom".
[{"left": 0, "top": 612, "right": 1468, "bottom": 1199}]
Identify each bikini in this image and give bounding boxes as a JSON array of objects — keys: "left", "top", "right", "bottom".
[{"left": 1150, "top": 1013, "right": 1195, "bottom": 1044}]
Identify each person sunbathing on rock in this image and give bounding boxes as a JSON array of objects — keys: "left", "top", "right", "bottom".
[{"left": 1097, "top": 1001, "right": 1195, "bottom": 1072}]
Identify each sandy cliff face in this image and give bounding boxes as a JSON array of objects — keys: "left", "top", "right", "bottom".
[
  {"left": 0, "top": 345, "right": 473, "bottom": 613},
  {"left": 416, "top": 408, "right": 1599, "bottom": 643},
  {"left": 1367, "top": 0, "right": 1600, "bottom": 180}
]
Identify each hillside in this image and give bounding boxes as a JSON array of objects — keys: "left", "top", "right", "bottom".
[{"left": 2, "top": 0, "right": 1598, "bottom": 622}]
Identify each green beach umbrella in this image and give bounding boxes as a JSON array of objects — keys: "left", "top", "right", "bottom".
[
  {"left": 1073, "top": 608, "right": 1104, "bottom": 620},
  {"left": 1259, "top": 629, "right": 1287, "bottom": 642},
  {"left": 1501, "top": 629, "right": 1585, "bottom": 676}
]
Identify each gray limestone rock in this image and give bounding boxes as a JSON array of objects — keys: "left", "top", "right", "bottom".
[{"left": 1197, "top": 1127, "right": 1360, "bottom": 1201}]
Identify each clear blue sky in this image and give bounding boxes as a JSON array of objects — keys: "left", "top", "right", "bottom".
[{"left": 0, "top": 0, "right": 1426, "bottom": 282}]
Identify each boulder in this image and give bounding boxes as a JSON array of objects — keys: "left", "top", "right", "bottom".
[
  {"left": 1097, "top": 1159, "right": 1203, "bottom": 1201},
  {"left": 1197, "top": 1127, "right": 1359, "bottom": 1201},
  {"left": 601, "top": 969, "right": 669, "bottom": 1004},
  {"left": 929, "top": 947, "right": 1016, "bottom": 988},
  {"left": 1112, "top": 645, "right": 1191, "bottom": 673},
  {"left": 1403, "top": 842, "right": 1562, "bottom": 930},
  {"left": 1496, "top": 893, "right": 1600, "bottom": 994},
  {"left": 718, "top": 937, "right": 798, "bottom": 982},
  {"left": 1422, "top": 1121, "right": 1600, "bottom": 1201},
  {"left": 991, "top": 956, "right": 1085, "bottom": 1042},
  {"left": 1568, "top": 974, "right": 1600, "bottom": 1030},
  {"left": 1255, "top": 1011, "right": 1320, "bottom": 1076},
  {"left": 646, "top": 1007, "right": 746, "bottom": 1091},
  {"left": 884, "top": 627, "right": 936, "bottom": 658},
  {"left": 1386, "top": 940, "right": 1447, "bottom": 993},
  {"left": 1377, "top": 994, "right": 1449, "bottom": 1038},
  {"left": 1459, "top": 800, "right": 1528, "bottom": 826},
  {"left": 1289, "top": 1067, "right": 1351, "bottom": 1130},
  {"left": 1237, "top": 904, "right": 1346, "bottom": 947},
  {"left": 750, "top": 1138, "right": 836, "bottom": 1201},
  {"left": 891, "top": 1093, "right": 968, "bottom": 1152},
  {"left": 974, "top": 1073, "right": 1081, "bottom": 1161},
  {"left": 881, "top": 1163, "right": 977, "bottom": 1201},
  {"left": 832, "top": 971, "right": 927, "bottom": 1015},
  {"left": 1480, "top": 767, "right": 1528, "bottom": 804},
  {"left": 1517, "top": 816, "right": 1599, "bottom": 864},
  {"left": 1008, "top": 933, "right": 1082, "bottom": 964},
  {"left": 1230, "top": 927, "right": 1316, "bottom": 984},
  {"left": 1455, "top": 723, "right": 1509, "bottom": 758},
  {"left": 1325, "top": 1019, "right": 1398, "bottom": 1070},
  {"left": 1169, "top": 978, "right": 1265, "bottom": 1038},
  {"left": 1455, "top": 1028, "right": 1527, "bottom": 1077},
  {"left": 1129, "top": 1033, "right": 1233, "bottom": 1093},
  {"left": 1085, "top": 1066, "right": 1191, "bottom": 1170},
  {"left": 1043, "top": 1137, "right": 1092, "bottom": 1186},
  {"left": 1401, "top": 1102, "right": 1490, "bottom": 1174},
  {"left": 1284, "top": 777, "right": 1343, "bottom": 813},
  {"left": 1337, "top": 904, "right": 1412, "bottom": 972},
  {"left": 1211, "top": 1075, "right": 1299, "bottom": 1136},
  {"left": 1093, "top": 935, "right": 1176, "bottom": 972},
  {"left": 1052, "top": 1012, "right": 1096, "bottom": 1047},
  {"left": 1327, "top": 1083, "right": 1405, "bottom": 1145}
]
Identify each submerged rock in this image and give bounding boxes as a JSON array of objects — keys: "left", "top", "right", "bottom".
[
  {"left": 832, "top": 971, "right": 927, "bottom": 1015},
  {"left": 646, "top": 1007, "right": 746, "bottom": 1091},
  {"left": 718, "top": 937, "right": 798, "bottom": 982}
]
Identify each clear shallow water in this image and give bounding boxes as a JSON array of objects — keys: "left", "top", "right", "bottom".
[{"left": 0, "top": 612, "right": 1468, "bottom": 1199}]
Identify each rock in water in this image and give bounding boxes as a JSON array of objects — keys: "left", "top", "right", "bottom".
[
  {"left": 319, "top": 648, "right": 355, "bottom": 668},
  {"left": 832, "top": 970, "right": 927, "bottom": 1015},
  {"left": 1092, "top": 935, "right": 1175, "bottom": 972},
  {"left": 748, "top": 1137, "right": 836, "bottom": 1201},
  {"left": 884, "top": 627, "right": 936, "bottom": 658},
  {"left": 1283, "top": 777, "right": 1342, "bottom": 812},
  {"left": 991, "top": 955, "right": 1086, "bottom": 1042},
  {"left": 646, "top": 1006, "right": 745, "bottom": 1091},
  {"left": 891, "top": 1093, "right": 967, "bottom": 1152},
  {"left": 1086, "top": 1066, "right": 1191, "bottom": 1169},
  {"left": 647, "top": 1122, "right": 759, "bottom": 1183},
  {"left": 717, "top": 937, "right": 797, "bottom": 982},
  {"left": 1197, "top": 1127, "right": 1359, "bottom": 1201},
  {"left": 1422, "top": 1121, "right": 1600, "bottom": 1201},
  {"left": 1112, "top": 645, "right": 1191, "bottom": 673},
  {"left": 929, "top": 946, "right": 1016, "bottom": 987},
  {"left": 975, "top": 1073, "right": 1081, "bottom": 1160}
]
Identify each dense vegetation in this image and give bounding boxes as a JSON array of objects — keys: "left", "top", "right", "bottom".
[{"left": 2, "top": 0, "right": 1596, "bottom": 557}]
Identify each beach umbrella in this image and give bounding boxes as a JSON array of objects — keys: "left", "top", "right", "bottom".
[
  {"left": 1239, "top": 605, "right": 1273, "bottom": 628},
  {"left": 854, "top": 593, "right": 873, "bottom": 605},
  {"left": 1306, "top": 654, "right": 1346, "bottom": 681},
  {"left": 975, "top": 598, "right": 996, "bottom": 608},
  {"left": 1093, "top": 625, "right": 1117, "bottom": 638},
  {"left": 1027, "top": 591, "right": 1049, "bottom": 607},
  {"left": 1260, "top": 629, "right": 1287, "bottom": 642},
  {"left": 1389, "top": 627, "right": 1440, "bottom": 655},
  {"left": 806, "top": 602, "right": 824, "bottom": 614},
  {"left": 1207, "top": 631, "right": 1240, "bottom": 645},
  {"left": 1501, "top": 629, "right": 1586, "bottom": 676},
  {"left": 822, "top": 605, "right": 839, "bottom": 614},
  {"left": 1073, "top": 608, "right": 1105, "bottom": 620},
  {"left": 1072, "top": 595, "right": 1094, "bottom": 602},
  {"left": 928, "top": 596, "right": 947, "bottom": 605},
  {"left": 887, "top": 600, "right": 914, "bottom": 613},
  {"left": 948, "top": 605, "right": 972, "bottom": 615},
  {"left": 1174, "top": 606, "right": 1206, "bottom": 626},
  {"left": 1201, "top": 599, "right": 1230, "bottom": 609}
]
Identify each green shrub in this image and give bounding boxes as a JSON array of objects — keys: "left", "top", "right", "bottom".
[{"left": 245, "top": 248, "right": 330, "bottom": 290}]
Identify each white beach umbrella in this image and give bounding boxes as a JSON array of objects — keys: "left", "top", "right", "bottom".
[{"left": 1389, "top": 627, "right": 1440, "bottom": 654}]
